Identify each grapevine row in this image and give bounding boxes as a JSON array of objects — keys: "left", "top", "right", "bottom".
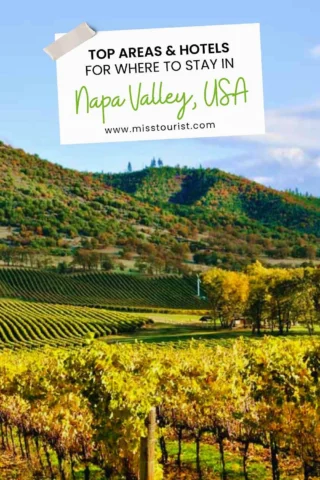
[
  {"left": 0, "top": 299, "right": 147, "bottom": 349},
  {"left": 0, "top": 269, "right": 208, "bottom": 309},
  {"left": 0, "top": 339, "right": 320, "bottom": 479}
]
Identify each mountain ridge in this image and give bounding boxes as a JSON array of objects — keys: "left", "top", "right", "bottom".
[
  {"left": 102, "top": 166, "right": 320, "bottom": 235},
  {"left": 1, "top": 141, "right": 320, "bottom": 271}
]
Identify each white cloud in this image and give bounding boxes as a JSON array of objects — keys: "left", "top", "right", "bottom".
[
  {"left": 267, "top": 147, "right": 307, "bottom": 167},
  {"left": 310, "top": 45, "right": 320, "bottom": 58},
  {"left": 241, "top": 101, "right": 320, "bottom": 151},
  {"left": 201, "top": 99, "right": 320, "bottom": 195}
]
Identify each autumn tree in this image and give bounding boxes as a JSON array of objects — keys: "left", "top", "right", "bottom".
[
  {"left": 267, "top": 268, "right": 300, "bottom": 334},
  {"left": 246, "top": 261, "right": 271, "bottom": 334},
  {"left": 292, "top": 268, "right": 319, "bottom": 334},
  {"left": 202, "top": 268, "right": 249, "bottom": 328},
  {"left": 247, "top": 262, "right": 301, "bottom": 334}
]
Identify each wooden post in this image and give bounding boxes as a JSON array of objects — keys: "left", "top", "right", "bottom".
[
  {"left": 140, "top": 437, "right": 148, "bottom": 480},
  {"left": 139, "top": 407, "right": 156, "bottom": 480}
]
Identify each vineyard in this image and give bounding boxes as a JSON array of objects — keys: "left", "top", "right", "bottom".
[
  {"left": 0, "top": 299, "right": 148, "bottom": 349},
  {"left": 0, "top": 339, "right": 320, "bottom": 479},
  {"left": 2, "top": 262, "right": 320, "bottom": 478},
  {"left": 0, "top": 269, "right": 209, "bottom": 310}
]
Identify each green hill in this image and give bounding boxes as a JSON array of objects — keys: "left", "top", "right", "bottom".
[
  {"left": 1, "top": 141, "right": 320, "bottom": 272},
  {"left": 103, "top": 166, "right": 320, "bottom": 265},
  {"left": 0, "top": 143, "right": 189, "bottom": 240},
  {"left": 104, "top": 166, "right": 320, "bottom": 235}
]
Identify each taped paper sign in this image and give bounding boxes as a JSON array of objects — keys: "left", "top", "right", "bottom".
[{"left": 55, "top": 23, "right": 265, "bottom": 144}]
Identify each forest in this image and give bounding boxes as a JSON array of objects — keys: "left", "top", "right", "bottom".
[{"left": 1, "top": 142, "right": 320, "bottom": 273}]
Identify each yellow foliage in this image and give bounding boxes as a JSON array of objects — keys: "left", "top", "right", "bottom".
[{"left": 202, "top": 268, "right": 249, "bottom": 326}]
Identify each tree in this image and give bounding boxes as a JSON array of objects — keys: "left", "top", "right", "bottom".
[
  {"left": 150, "top": 157, "right": 156, "bottom": 168},
  {"left": 101, "top": 254, "right": 114, "bottom": 271},
  {"left": 134, "top": 258, "right": 148, "bottom": 274},
  {"left": 292, "top": 245, "right": 317, "bottom": 259},
  {"left": 202, "top": 268, "right": 249, "bottom": 328},
  {"left": 127, "top": 162, "right": 133, "bottom": 173},
  {"left": 157, "top": 158, "right": 163, "bottom": 167},
  {"left": 57, "top": 261, "right": 69, "bottom": 274},
  {"left": 267, "top": 268, "right": 297, "bottom": 334},
  {"left": 246, "top": 261, "right": 270, "bottom": 334},
  {"left": 72, "top": 249, "right": 100, "bottom": 270},
  {"left": 292, "top": 268, "right": 320, "bottom": 334}
]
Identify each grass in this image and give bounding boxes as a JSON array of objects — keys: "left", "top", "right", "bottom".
[
  {"left": 105, "top": 313, "right": 320, "bottom": 345},
  {"left": 0, "top": 441, "right": 269, "bottom": 480},
  {"left": 138, "top": 313, "right": 204, "bottom": 323},
  {"left": 104, "top": 322, "right": 257, "bottom": 344},
  {"left": 0, "top": 433, "right": 304, "bottom": 480},
  {"left": 105, "top": 313, "right": 234, "bottom": 344},
  {"left": 166, "top": 440, "right": 269, "bottom": 479},
  {"left": 261, "top": 256, "right": 320, "bottom": 266}
]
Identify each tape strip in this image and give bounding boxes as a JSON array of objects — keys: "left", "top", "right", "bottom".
[{"left": 44, "top": 22, "right": 96, "bottom": 60}]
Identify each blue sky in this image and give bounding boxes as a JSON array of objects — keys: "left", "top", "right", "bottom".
[{"left": 1, "top": 0, "right": 320, "bottom": 193}]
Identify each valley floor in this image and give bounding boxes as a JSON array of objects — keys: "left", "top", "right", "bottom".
[{"left": 104, "top": 313, "right": 320, "bottom": 344}]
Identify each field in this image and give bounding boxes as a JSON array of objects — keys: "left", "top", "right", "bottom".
[
  {"left": 0, "top": 300, "right": 250, "bottom": 350},
  {"left": 0, "top": 269, "right": 209, "bottom": 310},
  {"left": 1, "top": 262, "right": 320, "bottom": 479},
  {"left": 0, "top": 299, "right": 147, "bottom": 349},
  {"left": 0, "top": 339, "right": 319, "bottom": 480},
  {"left": 106, "top": 311, "right": 320, "bottom": 345},
  {"left": 106, "top": 313, "right": 245, "bottom": 344},
  {"left": 0, "top": 300, "right": 316, "bottom": 350}
]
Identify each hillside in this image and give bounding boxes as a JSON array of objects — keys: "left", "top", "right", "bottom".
[
  {"left": 103, "top": 166, "right": 320, "bottom": 265},
  {"left": 0, "top": 143, "right": 199, "bottom": 272},
  {"left": 104, "top": 166, "right": 320, "bottom": 235},
  {"left": 1, "top": 141, "right": 320, "bottom": 272},
  {"left": 0, "top": 269, "right": 209, "bottom": 310},
  {"left": 0, "top": 143, "right": 190, "bottom": 239}
]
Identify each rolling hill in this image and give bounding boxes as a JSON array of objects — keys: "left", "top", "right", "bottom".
[
  {"left": 1, "top": 141, "right": 320, "bottom": 272},
  {"left": 103, "top": 166, "right": 320, "bottom": 235}
]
